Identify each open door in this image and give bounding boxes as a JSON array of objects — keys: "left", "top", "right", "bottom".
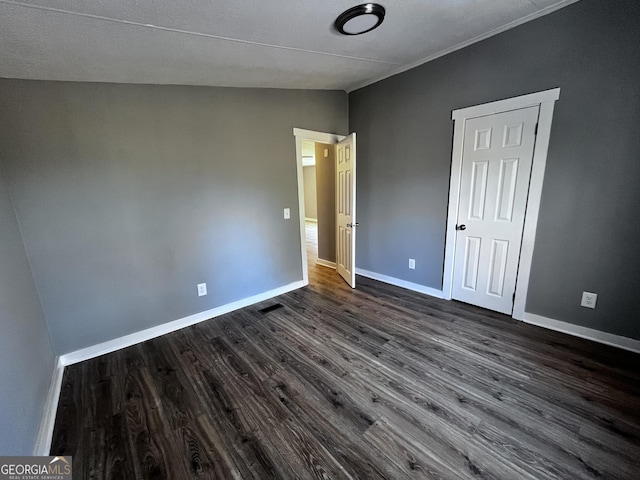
[{"left": 336, "top": 133, "right": 356, "bottom": 288}]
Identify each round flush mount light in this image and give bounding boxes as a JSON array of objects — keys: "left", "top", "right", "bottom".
[{"left": 335, "top": 3, "right": 386, "bottom": 36}]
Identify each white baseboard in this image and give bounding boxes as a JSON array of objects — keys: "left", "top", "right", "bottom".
[
  {"left": 355, "top": 268, "right": 444, "bottom": 299},
  {"left": 522, "top": 312, "right": 640, "bottom": 354},
  {"left": 305, "top": 218, "right": 317, "bottom": 223},
  {"left": 316, "top": 258, "right": 336, "bottom": 269},
  {"left": 59, "top": 280, "right": 305, "bottom": 366},
  {"left": 33, "top": 357, "right": 64, "bottom": 455}
]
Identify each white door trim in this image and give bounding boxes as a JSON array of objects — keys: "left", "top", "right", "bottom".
[
  {"left": 293, "top": 128, "right": 346, "bottom": 285},
  {"left": 443, "top": 88, "right": 560, "bottom": 320}
]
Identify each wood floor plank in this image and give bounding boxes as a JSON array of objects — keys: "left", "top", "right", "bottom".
[
  {"left": 122, "top": 368, "right": 190, "bottom": 479},
  {"left": 102, "top": 413, "right": 135, "bottom": 480},
  {"left": 381, "top": 334, "right": 640, "bottom": 457},
  {"left": 50, "top": 364, "right": 86, "bottom": 475},
  {"left": 255, "top": 417, "right": 351, "bottom": 480},
  {"left": 194, "top": 412, "right": 277, "bottom": 479},
  {"left": 375, "top": 340, "right": 609, "bottom": 478},
  {"left": 260, "top": 376, "right": 390, "bottom": 479},
  {"left": 82, "top": 378, "right": 110, "bottom": 479},
  {"left": 50, "top": 222, "right": 640, "bottom": 478}
]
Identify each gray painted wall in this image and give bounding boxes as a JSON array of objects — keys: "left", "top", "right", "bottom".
[
  {"left": 0, "top": 165, "right": 55, "bottom": 454},
  {"left": 349, "top": 0, "right": 640, "bottom": 339},
  {"left": 0, "top": 80, "right": 347, "bottom": 354},
  {"left": 315, "top": 142, "right": 336, "bottom": 263},
  {"left": 303, "top": 166, "right": 318, "bottom": 220}
]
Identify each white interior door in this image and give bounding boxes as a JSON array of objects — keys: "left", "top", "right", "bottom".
[
  {"left": 336, "top": 133, "right": 356, "bottom": 288},
  {"left": 452, "top": 106, "right": 539, "bottom": 314}
]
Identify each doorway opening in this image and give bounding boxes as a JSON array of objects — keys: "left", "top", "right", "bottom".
[{"left": 293, "top": 128, "right": 348, "bottom": 287}]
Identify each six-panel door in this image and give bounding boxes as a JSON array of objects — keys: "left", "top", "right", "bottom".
[{"left": 452, "top": 106, "right": 539, "bottom": 314}]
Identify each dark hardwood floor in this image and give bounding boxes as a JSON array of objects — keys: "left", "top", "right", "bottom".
[{"left": 51, "top": 222, "right": 640, "bottom": 478}]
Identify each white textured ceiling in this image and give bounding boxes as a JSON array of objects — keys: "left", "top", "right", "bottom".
[{"left": 0, "top": 0, "right": 579, "bottom": 91}]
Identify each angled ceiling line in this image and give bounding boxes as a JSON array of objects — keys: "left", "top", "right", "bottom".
[
  {"left": 0, "top": 0, "right": 400, "bottom": 66},
  {"left": 347, "top": 0, "right": 582, "bottom": 92}
]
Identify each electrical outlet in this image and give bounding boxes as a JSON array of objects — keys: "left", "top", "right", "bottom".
[
  {"left": 580, "top": 291, "right": 597, "bottom": 309},
  {"left": 409, "top": 258, "right": 416, "bottom": 269},
  {"left": 197, "top": 283, "right": 207, "bottom": 297},
  {"left": 284, "top": 208, "right": 290, "bottom": 219}
]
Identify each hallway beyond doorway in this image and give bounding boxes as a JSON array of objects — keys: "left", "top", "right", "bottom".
[{"left": 305, "top": 220, "right": 318, "bottom": 264}]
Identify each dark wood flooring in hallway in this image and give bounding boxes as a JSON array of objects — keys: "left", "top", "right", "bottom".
[{"left": 51, "top": 223, "right": 640, "bottom": 478}]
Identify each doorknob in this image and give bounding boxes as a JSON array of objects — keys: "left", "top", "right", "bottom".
[
  {"left": 347, "top": 222, "right": 359, "bottom": 228},
  {"left": 455, "top": 224, "right": 466, "bottom": 231}
]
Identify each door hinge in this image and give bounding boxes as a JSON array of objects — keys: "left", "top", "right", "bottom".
[{"left": 534, "top": 123, "right": 539, "bottom": 135}]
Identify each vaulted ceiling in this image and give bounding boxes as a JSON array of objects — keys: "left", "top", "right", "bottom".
[{"left": 0, "top": 0, "right": 579, "bottom": 91}]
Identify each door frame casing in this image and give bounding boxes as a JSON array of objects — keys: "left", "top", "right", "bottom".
[
  {"left": 293, "top": 128, "right": 346, "bottom": 286},
  {"left": 442, "top": 88, "right": 560, "bottom": 320}
]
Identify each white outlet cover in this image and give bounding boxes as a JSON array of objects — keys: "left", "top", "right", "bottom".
[
  {"left": 580, "top": 291, "right": 597, "bottom": 309},
  {"left": 324, "top": 148, "right": 329, "bottom": 158},
  {"left": 197, "top": 283, "right": 207, "bottom": 297},
  {"left": 409, "top": 258, "right": 416, "bottom": 269},
  {"left": 284, "top": 208, "right": 291, "bottom": 219}
]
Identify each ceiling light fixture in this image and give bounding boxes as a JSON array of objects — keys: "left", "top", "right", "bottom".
[{"left": 335, "top": 3, "right": 386, "bottom": 36}]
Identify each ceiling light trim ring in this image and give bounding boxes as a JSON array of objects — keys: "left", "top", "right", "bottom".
[{"left": 335, "top": 3, "right": 386, "bottom": 36}]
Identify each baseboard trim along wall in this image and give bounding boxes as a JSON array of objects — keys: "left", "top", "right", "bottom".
[
  {"left": 316, "top": 258, "right": 336, "bottom": 269},
  {"left": 354, "top": 269, "right": 640, "bottom": 353},
  {"left": 33, "top": 357, "right": 64, "bottom": 455},
  {"left": 522, "top": 312, "right": 640, "bottom": 354},
  {"left": 355, "top": 268, "right": 444, "bottom": 299},
  {"left": 38, "top": 280, "right": 305, "bottom": 456},
  {"left": 36, "top": 275, "right": 639, "bottom": 455},
  {"left": 59, "top": 280, "right": 306, "bottom": 367}
]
